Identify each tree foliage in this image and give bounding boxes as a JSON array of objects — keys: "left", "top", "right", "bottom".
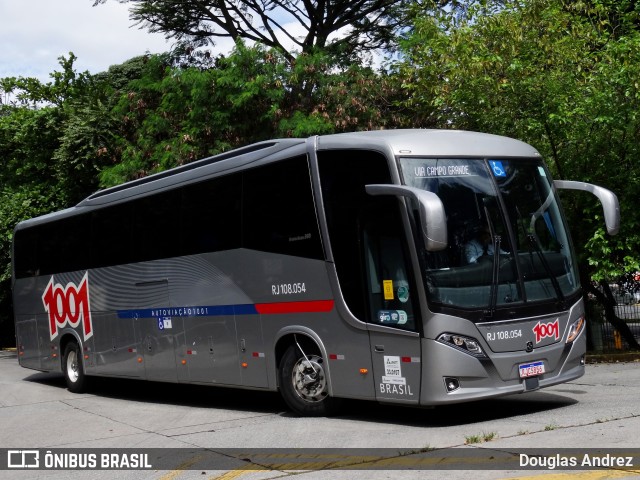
[{"left": 99, "top": 42, "right": 408, "bottom": 185}]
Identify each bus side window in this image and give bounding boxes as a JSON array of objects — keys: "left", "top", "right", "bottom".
[
  {"left": 318, "top": 150, "right": 417, "bottom": 331},
  {"left": 180, "top": 174, "right": 242, "bottom": 256},
  {"left": 362, "top": 210, "right": 416, "bottom": 331},
  {"left": 133, "top": 189, "right": 181, "bottom": 263},
  {"left": 243, "top": 155, "right": 323, "bottom": 259},
  {"left": 91, "top": 203, "right": 133, "bottom": 269}
]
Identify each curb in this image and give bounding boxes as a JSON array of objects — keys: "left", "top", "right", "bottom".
[{"left": 586, "top": 352, "right": 640, "bottom": 363}]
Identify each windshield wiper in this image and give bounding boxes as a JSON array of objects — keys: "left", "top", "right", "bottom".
[
  {"left": 485, "top": 234, "right": 502, "bottom": 318},
  {"left": 483, "top": 202, "right": 501, "bottom": 318},
  {"left": 526, "top": 233, "right": 565, "bottom": 306}
]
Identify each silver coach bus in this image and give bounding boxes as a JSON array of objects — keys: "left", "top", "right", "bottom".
[{"left": 12, "top": 130, "right": 619, "bottom": 416}]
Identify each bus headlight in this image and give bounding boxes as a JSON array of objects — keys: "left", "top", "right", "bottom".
[
  {"left": 437, "top": 333, "right": 486, "bottom": 358},
  {"left": 566, "top": 316, "right": 585, "bottom": 344}
]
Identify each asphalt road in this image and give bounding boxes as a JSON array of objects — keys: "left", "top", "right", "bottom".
[{"left": 1, "top": 350, "right": 639, "bottom": 479}]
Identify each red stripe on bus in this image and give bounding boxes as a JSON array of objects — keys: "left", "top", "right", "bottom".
[{"left": 255, "top": 300, "right": 334, "bottom": 315}]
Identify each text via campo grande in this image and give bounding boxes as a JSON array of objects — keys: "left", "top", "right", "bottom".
[
  {"left": 413, "top": 165, "right": 472, "bottom": 177},
  {"left": 42, "top": 451, "right": 152, "bottom": 469},
  {"left": 520, "top": 454, "right": 634, "bottom": 470}
]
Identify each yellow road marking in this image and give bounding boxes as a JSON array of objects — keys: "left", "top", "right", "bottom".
[
  {"left": 503, "top": 470, "right": 640, "bottom": 480},
  {"left": 159, "top": 453, "right": 640, "bottom": 480},
  {"left": 210, "top": 465, "right": 268, "bottom": 480},
  {"left": 158, "top": 455, "right": 207, "bottom": 480}
]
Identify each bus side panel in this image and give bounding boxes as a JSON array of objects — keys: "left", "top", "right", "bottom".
[
  {"left": 133, "top": 279, "right": 178, "bottom": 382},
  {"left": 13, "top": 277, "right": 61, "bottom": 372},
  {"left": 236, "top": 314, "right": 268, "bottom": 388},
  {"left": 90, "top": 312, "right": 144, "bottom": 378},
  {"left": 13, "top": 250, "right": 376, "bottom": 398},
  {"left": 182, "top": 315, "right": 241, "bottom": 385},
  {"left": 212, "top": 249, "right": 376, "bottom": 399},
  {"left": 368, "top": 329, "right": 421, "bottom": 404},
  {"left": 331, "top": 321, "right": 377, "bottom": 400},
  {"left": 138, "top": 314, "right": 179, "bottom": 382},
  {"left": 15, "top": 316, "right": 41, "bottom": 371}
]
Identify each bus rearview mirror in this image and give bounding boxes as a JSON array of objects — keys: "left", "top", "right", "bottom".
[
  {"left": 366, "top": 184, "right": 448, "bottom": 251},
  {"left": 554, "top": 180, "right": 620, "bottom": 235}
]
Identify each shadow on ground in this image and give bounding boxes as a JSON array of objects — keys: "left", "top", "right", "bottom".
[{"left": 23, "top": 370, "right": 578, "bottom": 428}]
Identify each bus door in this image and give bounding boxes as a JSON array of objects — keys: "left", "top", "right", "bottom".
[
  {"left": 136, "top": 280, "right": 178, "bottom": 382},
  {"left": 363, "top": 209, "right": 422, "bottom": 404}
]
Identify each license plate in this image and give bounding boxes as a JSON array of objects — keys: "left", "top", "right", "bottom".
[{"left": 519, "top": 361, "right": 545, "bottom": 378}]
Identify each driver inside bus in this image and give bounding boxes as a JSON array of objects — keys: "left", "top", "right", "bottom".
[{"left": 465, "top": 226, "right": 505, "bottom": 263}]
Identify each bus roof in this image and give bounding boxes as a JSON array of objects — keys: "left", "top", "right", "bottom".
[
  {"left": 317, "top": 129, "right": 541, "bottom": 158},
  {"left": 16, "top": 130, "right": 541, "bottom": 230}
]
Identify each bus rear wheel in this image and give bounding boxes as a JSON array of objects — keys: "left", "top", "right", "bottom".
[
  {"left": 63, "top": 342, "right": 88, "bottom": 393},
  {"left": 279, "top": 344, "right": 339, "bottom": 416}
]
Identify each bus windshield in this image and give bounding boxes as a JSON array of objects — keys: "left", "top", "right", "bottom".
[{"left": 400, "top": 157, "right": 579, "bottom": 315}]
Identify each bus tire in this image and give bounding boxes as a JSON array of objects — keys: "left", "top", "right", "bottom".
[
  {"left": 278, "top": 344, "right": 340, "bottom": 416},
  {"left": 63, "top": 342, "right": 88, "bottom": 393}
]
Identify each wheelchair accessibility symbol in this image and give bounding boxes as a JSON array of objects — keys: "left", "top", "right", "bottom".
[{"left": 490, "top": 160, "right": 507, "bottom": 177}]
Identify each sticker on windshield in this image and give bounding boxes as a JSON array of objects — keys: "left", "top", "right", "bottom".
[
  {"left": 397, "top": 285, "right": 409, "bottom": 303},
  {"left": 377, "top": 310, "right": 408, "bottom": 325},
  {"left": 489, "top": 160, "right": 507, "bottom": 177},
  {"left": 383, "top": 280, "right": 394, "bottom": 300},
  {"left": 413, "top": 165, "right": 473, "bottom": 177}
]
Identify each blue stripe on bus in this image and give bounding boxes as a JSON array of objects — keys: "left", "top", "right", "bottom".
[
  {"left": 116, "top": 300, "right": 335, "bottom": 319},
  {"left": 117, "top": 304, "right": 258, "bottom": 319}
]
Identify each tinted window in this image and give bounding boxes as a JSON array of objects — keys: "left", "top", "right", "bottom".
[
  {"left": 91, "top": 203, "right": 133, "bottom": 269},
  {"left": 14, "top": 155, "right": 322, "bottom": 279},
  {"left": 243, "top": 156, "right": 323, "bottom": 259},
  {"left": 181, "top": 174, "right": 242, "bottom": 256},
  {"left": 133, "top": 189, "right": 181, "bottom": 262},
  {"left": 13, "top": 228, "right": 38, "bottom": 278},
  {"left": 26, "top": 215, "right": 90, "bottom": 276},
  {"left": 57, "top": 215, "right": 91, "bottom": 274}
]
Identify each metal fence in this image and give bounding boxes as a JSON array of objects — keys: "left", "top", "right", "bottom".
[{"left": 586, "top": 301, "right": 640, "bottom": 352}]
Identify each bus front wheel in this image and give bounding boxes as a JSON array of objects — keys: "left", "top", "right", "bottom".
[
  {"left": 63, "top": 342, "right": 88, "bottom": 393},
  {"left": 279, "top": 344, "right": 339, "bottom": 416}
]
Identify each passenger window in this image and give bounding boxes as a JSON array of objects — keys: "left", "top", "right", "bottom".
[
  {"left": 243, "top": 156, "right": 323, "bottom": 259},
  {"left": 181, "top": 174, "right": 242, "bottom": 255},
  {"left": 133, "top": 190, "right": 181, "bottom": 262},
  {"left": 91, "top": 203, "right": 133, "bottom": 268}
]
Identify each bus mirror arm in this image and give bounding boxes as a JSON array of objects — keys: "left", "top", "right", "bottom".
[
  {"left": 554, "top": 180, "right": 620, "bottom": 235},
  {"left": 366, "top": 184, "right": 448, "bottom": 251}
]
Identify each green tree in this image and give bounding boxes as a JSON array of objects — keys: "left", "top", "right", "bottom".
[
  {"left": 0, "top": 55, "right": 109, "bottom": 345},
  {"left": 0, "top": 105, "right": 67, "bottom": 346},
  {"left": 397, "top": 0, "right": 640, "bottom": 348},
  {"left": 99, "top": 43, "right": 408, "bottom": 186}
]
